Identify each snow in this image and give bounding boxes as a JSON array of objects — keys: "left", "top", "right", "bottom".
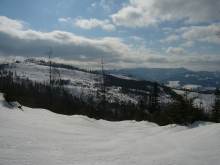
[
  {"left": 4, "top": 61, "right": 174, "bottom": 105},
  {"left": 166, "top": 81, "right": 180, "bottom": 88},
  {"left": 174, "top": 89, "right": 215, "bottom": 111},
  {"left": 6, "top": 62, "right": 140, "bottom": 104},
  {"left": 11, "top": 62, "right": 99, "bottom": 87},
  {"left": 0, "top": 93, "right": 220, "bottom": 165},
  {"left": 183, "top": 84, "right": 202, "bottom": 90},
  {"left": 109, "top": 74, "right": 136, "bottom": 80}
]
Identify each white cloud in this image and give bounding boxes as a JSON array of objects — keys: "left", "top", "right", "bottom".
[
  {"left": 160, "top": 34, "right": 180, "bottom": 43},
  {"left": 180, "top": 41, "right": 194, "bottom": 48},
  {"left": 0, "top": 16, "right": 153, "bottom": 66},
  {"left": 99, "top": 0, "right": 113, "bottom": 13},
  {"left": 74, "top": 18, "right": 116, "bottom": 31},
  {"left": 181, "top": 24, "right": 220, "bottom": 44},
  {"left": 58, "top": 17, "right": 116, "bottom": 32},
  {"left": 1, "top": 16, "right": 220, "bottom": 71},
  {"left": 0, "top": 16, "right": 125, "bottom": 61},
  {"left": 0, "top": 16, "right": 164, "bottom": 69},
  {"left": 160, "top": 23, "right": 220, "bottom": 48},
  {"left": 98, "top": 0, "right": 118, "bottom": 13},
  {"left": 91, "top": 2, "right": 97, "bottom": 8},
  {"left": 90, "top": 0, "right": 117, "bottom": 13},
  {"left": 58, "top": 17, "right": 72, "bottom": 23},
  {"left": 166, "top": 47, "right": 185, "bottom": 55},
  {"left": 0, "top": 16, "right": 26, "bottom": 31},
  {"left": 129, "top": 36, "right": 146, "bottom": 44},
  {"left": 111, "top": 0, "right": 220, "bottom": 28},
  {"left": 111, "top": 1, "right": 157, "bottom": 28}
]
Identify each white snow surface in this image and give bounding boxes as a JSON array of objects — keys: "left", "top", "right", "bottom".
[
  {"left": 0, "top": 94, "right": 220, "bottom": 165},
  {"left": 174, "top": 89, "right": 215, "bottom": 111},
  {"left": 166, "top": 81, "right": 180, "bottom": 88}
]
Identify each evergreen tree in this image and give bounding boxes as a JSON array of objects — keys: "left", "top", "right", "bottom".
[
  {"left": 212, "top": 88, "right": 220, "bottom": 122},
  {"left": 149, "top": 82, "right": 159, "bottom": 112}
]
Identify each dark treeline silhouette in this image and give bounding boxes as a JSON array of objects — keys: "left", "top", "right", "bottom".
[
  {"left": 25, "top": 58, "right": 92, "bottom": 73},
  {"left": 0, "top": 65, "right": 217, "bottom": 125},
  {"left": 211, "top": 88, "right": 220, "bottom": 122}
]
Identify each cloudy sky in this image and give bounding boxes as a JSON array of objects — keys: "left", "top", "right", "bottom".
[{"left": 0, "top": 0, "right": 220, "bottom": 71}]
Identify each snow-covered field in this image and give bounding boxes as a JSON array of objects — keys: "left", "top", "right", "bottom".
[{"left": 0, "top": 94, "right": 220, "bottom": 165}]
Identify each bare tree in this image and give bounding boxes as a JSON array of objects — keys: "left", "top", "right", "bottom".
[
  {"left": 101, "top": 56, "right": 106, "bottom": 103},
  {"left": 46, "top": 48, "right": 61, "bottom": 87},
  {"left": 46, "top": 47, "right": 53, "bottom": 86},
  {"left": 96, "top": 57, "right": 106, "bottom": 110}
]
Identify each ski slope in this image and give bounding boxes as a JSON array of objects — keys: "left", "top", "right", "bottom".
[{"left": 0, "top": 94, "right": 220, "bottom": 165}]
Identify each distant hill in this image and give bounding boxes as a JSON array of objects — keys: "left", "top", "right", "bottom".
[
  {"left": 0, "top": 58, "right": 176, "bottom": 105},
  {"left": 0, "top": 58, "right": 214, "bottom": 123},
  {"left": 107, "top": 68, "right": 220, "bottom": 88},
  {"left": 1, "top": 58, "right": 216, "bottom": 112}
]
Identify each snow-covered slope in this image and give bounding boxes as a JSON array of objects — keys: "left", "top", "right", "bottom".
[
  {"left": 5, "top": 61, "right": 138, "bottom": 103},
  {"left": 0, "top": 94, "right": 220, "bottom": 165},
  {"left": 174, "top": 89, "right": 215, "bottom": 111},
  {"left": 3, "top": 60, "right": 173, "bottom": 104}
]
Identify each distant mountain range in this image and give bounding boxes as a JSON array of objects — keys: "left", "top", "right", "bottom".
[{"left": 107, "top": 68, "right": 220, "bottom": 88}]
